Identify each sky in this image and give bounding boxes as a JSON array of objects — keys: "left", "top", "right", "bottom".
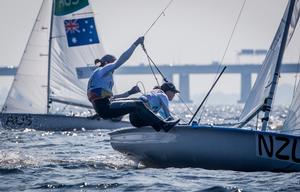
[{"left": 0, "top": 0, "right": 299, "bottom": 105}]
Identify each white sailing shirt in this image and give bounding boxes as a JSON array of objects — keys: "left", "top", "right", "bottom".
[
  {"left": 87, "top": 44, "right": 138, "bottom": 95},
  {"left": 140, "top": 89, "right": 171, "bottom": 119}
]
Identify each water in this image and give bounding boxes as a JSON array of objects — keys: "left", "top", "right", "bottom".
[{"left": 1, "top": 105, "right": 300, "bottom": 191}]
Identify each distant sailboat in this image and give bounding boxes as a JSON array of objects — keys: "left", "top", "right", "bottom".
[
  {"left": 110, "top": 0, "right": 300, "bottom": 172},
  {"left": 0, "top": 0, "right": 130, "bottom": 131},
  {"left": 282, "top": 81, "right": 300, "bottom": 134}
]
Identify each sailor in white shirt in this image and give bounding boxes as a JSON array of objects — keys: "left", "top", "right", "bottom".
[
  {"left": 140, "top": 82, "right": 179, "bottom": 120},
  {"left": 87, "top": 37, "right": 144, "bottom": 118},
  {"left": 130, "top": 82, "right": 180, "bottom": 132}
]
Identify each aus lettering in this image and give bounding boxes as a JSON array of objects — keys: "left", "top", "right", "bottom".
[
  {"left": 257, "top": 134, "right": 300, "bottom": 163},
  {"left": 58, "top": 0, "right": 80, "bottom": 7}
]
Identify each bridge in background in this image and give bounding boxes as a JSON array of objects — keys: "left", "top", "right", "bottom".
[{"left": 1, "top": 63, "right": 299, "bottom": 103}]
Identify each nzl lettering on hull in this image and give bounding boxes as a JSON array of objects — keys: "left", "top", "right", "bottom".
[{"left": 256, "top": 132, "right": 300, "bottom": 163}]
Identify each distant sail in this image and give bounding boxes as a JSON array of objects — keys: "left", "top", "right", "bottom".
[
  {"left": 283, "top": 81, "right": 300, "bottom": 133},
  {"left": 2, "top": 0, "right": 51, "bottom": 113},
  {"left": 50, "top": 0, "right": 105, "bottom": 108},
  {"left": 2, "top": 0, "right": 105, "bottom": 113},
  {"left": 239, "top": 0, "right": 300, "bottom": 124}
]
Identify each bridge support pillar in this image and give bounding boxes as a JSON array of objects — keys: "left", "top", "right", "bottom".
[
  {"left": 240, "top": 72, "right": 252, "bottom": 103},
  {"left": 179, "top": 73, "right": 192, "bottom": 102}
]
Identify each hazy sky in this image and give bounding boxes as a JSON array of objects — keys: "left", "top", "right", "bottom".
[{"left": 0, "top": 0, "right": 299, "bottom": 104}]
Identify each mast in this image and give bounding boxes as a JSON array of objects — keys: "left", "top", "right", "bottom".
[
  {"left": 261, "top": 0, "right": 296, "bottom": 131},
  {"left": 47, "top": 0, "right": 55, "bottom": 114}
]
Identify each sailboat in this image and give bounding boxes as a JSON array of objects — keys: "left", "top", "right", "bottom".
[
  {"left": 109, "top": 0, "right": 300, "bottom": 172},
  {"left": 0, "top": 0, "right": 130, "bottom": 131}
]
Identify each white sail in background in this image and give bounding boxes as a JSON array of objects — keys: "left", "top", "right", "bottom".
[
  {"left": 2, "top": 0, "right": 105, "bottom": 113},
  {"left": 50, "top": 0, "right": 105, "bottom": 107},
  {"left": 283, "top": 81, "right": 300, "bottom": 133},
  {"left": 2, "top": 0, "right": 51, "bottom": 113},
  {"left": 282, "top": 0, "right": 300, "bottom": 133},
  {"left": 239, "top": 0, "right": 300, "bottom": 124}
]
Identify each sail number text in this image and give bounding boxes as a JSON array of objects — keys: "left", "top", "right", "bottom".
[
  {"left": 257, "top": 133, "right": 300, "bottom": 163},
  {"left": 3, "top": 114, "right": 33, "bottom": 128}
]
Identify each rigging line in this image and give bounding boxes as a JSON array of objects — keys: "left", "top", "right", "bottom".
[
  {"left": 142, "top": 44, "right": 168, "bottom": 82},
  {"left": 143, "top": 0, "right": 175, "bottom": 36},
  {"left": 197, "top": 0, "right": 247, "bottom": 122},
  {"left": 176, "top": 94, "right": 194, "bottom": 115},
  {"left": 170, "top": 110, "right": 188, "bottom": 124},
  {"left": 144, "top": 47, "right": 160, "bottom": 86},
  {"left": 219, "top": 0, "right": 247, "bottom": 67},
  {"left": 142, "top": 44, "right": 194, "bottom": 115},
  {"left": 189, "top": 66, "right": 227, "bottom": 125},
  {"left": 292, "top": 52, "right": 300, "bottom": 98}
]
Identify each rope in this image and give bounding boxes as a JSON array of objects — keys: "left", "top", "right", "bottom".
[
  {"left": 141, "top": 44, "right": 194, "bottom": 115},
  {"left": 136, "top": 81, "right": 146, "bottom": 95},
  {"left": 218, "top": 0, "right": 247, "bottom": 68},
  {"left": 145, "top": 48, "right": 160, "bottom": 86},
  {"left": 176, "top": 94, "right": 194, "bottom": 115},
  {"left": 170, "top": 110, "right": 188, "bottom": 124},
  {"left": 197, "top": 0, "right": 247, "bottom": 122},
  {"left": 142, "top": 44, "right": 168, "bottom": 82},
  {"left": 144, "top": 0, "right": 175, "bottom": 36},
  {"left": 292, "top": 52, "right": 300, "bottom": 98}
]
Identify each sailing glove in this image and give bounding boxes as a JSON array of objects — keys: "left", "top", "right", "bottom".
[
  {"left": 128, "top": 85, "right": 141, "bottom": 95},
  {"left": 133, "top": 36, "right": 145, "bottom": 46}
]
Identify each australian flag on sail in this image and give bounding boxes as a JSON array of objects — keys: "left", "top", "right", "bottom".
[{"left": 64, "top": 17, "right": 100, "bottom": 47}]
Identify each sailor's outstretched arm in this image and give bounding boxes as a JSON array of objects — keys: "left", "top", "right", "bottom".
[{"left": 101, "top": 37, "right": 144, "bottom": 76}]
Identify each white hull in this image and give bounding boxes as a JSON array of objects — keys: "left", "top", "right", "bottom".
[
  {"left": 0, "top": 113, "right": 130, "bottom": 131},
  {"left": 110, "top": 125, "right": 300, "bottom": 172}
]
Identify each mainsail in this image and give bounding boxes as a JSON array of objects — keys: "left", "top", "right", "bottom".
[
  {"left": 2, "top": 0, "right": 105, "bottom": 114},
  {"left": 2, "top": 0, "right": 51, "bottom": 113},
  {"left": 238, "top": 0, "right": 300, "bottom": 125}
]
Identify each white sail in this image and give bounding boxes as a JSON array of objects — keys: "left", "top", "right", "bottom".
[
  {"left": 282, "top": 0, "right": 300, "bottom": 133},
  {"left": 2, "top": 0, "right": 51, "bottom": 113},
  {"left": 50, "top": 0, "right": 105, "bottom": 108},
  {"left": 283, "top": 81, "right": 300, "bottom": 133},
  {"left": 2, "top": 0, "right": 105, "bottom": 114},
  {"left": 239, "top": 0, "right": 300, "bottom": 124}
]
